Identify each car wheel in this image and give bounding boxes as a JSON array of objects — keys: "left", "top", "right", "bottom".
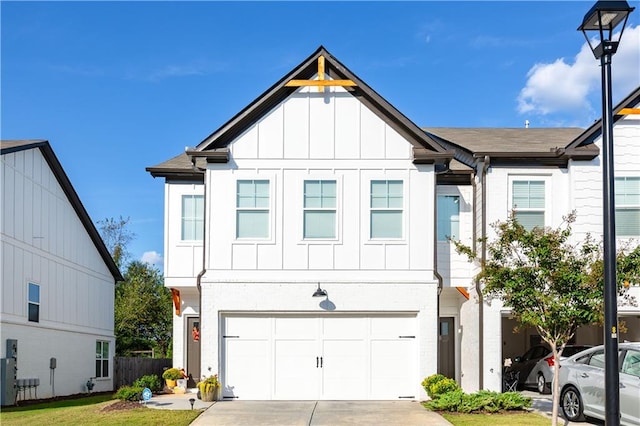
[
  {"left": 561, "top": 386, "right": 585, "bottom": 422},
  {"left": 537, "top": 373, "right": 550, "bottom": 394}
]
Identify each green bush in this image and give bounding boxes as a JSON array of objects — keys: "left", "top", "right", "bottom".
[
  {"left": 424, "top": 389, "right": 531, "bottom": 413},
  {"left": 114, "top": 385, "right": 144, "bottom": 401},
  {"left": 421, "top": 374, "right": 446, "bottom": 397},
  {"left": 421, "top": 374, "right": 460, "bottom": 399},
  {"left": 162, "top": 368, "right": 184, "bottom": 380},
  {"left": 133, "top": 374, "right": 162, "bottom": 392}
]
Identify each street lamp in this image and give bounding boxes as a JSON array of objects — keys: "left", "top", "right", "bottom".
[{"left": 578, "top": 2, "right": 634, "bottom": 425}]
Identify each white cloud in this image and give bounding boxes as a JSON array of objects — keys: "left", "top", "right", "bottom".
[
  {"left": 518, "top": 25, "right": 640, "bottom": 120},
  {"left": 141, "top": 251, "right": 163, "bottom": 266}
]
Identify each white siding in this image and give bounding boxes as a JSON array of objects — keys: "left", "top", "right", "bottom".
[{"left": 1, "top": 147, "right": 115, "bottom": 398}]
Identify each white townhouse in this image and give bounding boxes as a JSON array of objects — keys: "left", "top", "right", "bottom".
[
  {"left": 147, "top": 47, "right": 640, "bottom": 398},
  {"left": 428, "top": 86, "right": 640, "bottom": 392},
  {"left": 1, "top": 140, "right": 122, "bottom": 404}
]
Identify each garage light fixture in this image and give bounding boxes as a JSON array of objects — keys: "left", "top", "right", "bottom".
[{"left": 312, "top": 283, "right": 327, "bottom": 297}]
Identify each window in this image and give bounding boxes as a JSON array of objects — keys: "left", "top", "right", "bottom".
[
  {"left": 304, "top": 180, "right": 336, "bottom": 239},
  {"left": 370, "top": 180, "right": 403, "bottom": 238},
  {"left": 621, "top": 349, "right": 640, "bottom": 378},
  {"left": 437, "top": 195, "right": 460, "bottom": 241},
  {"left": 28, "top": 283, "right": 39, "bottom": 322},
  {"left": 96, "top": 341, "right": 109, "bottom": 378},
  {"left": 615, "top": 176, "right": 640, "bottom": 236},
  {"left": 181, "top": 195, "right": 204, "bottom": 240},
  {"left": 236, "top": 180, "right": 270, "bottom": 238},
  {"left": 512, "top": 180, "right": 545, "bottom": 230}
]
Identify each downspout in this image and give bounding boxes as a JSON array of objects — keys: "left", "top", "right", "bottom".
[
  {"left": 477, "top": 155, "right": 490, "bottom": 390},
  {"left": 434, "top": 163, "right": 446, "bottom": 376},
  {"left": 190, "top": 155, "right": 207, "bottom": 382}
]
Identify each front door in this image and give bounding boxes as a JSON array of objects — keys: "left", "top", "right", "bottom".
[
  {"left": 186, "top": 317, "right": 201, "bottom": 388},
  {"left": 438, "top": 317, "right": 455, "bottom": 379}
]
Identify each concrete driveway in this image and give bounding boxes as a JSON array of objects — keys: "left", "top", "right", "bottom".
[{"left": 190, "top": 400, "right": 452, "bottom": 425}]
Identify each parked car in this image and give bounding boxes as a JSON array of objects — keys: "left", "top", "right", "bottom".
[
  {"left": 529, "top": 345, "right": 592, "bottom": 394},
  {"left": 558, "top": 342, "right": 640, "bottom": 426},
  {"left": 505, "top": 345, "right": 550, "bottom": 390}
]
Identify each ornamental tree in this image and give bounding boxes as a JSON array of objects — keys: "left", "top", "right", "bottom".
[{"left": 454, "top": 211, "right": 637, "bottom": 426}]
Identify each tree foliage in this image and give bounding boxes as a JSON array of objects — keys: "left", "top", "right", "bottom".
[
  {"left": 454, "top": 211, "right": 638, "bottom": 426},
  {"left": 98, "top": 217, "right": 172, "bottom": 357}
]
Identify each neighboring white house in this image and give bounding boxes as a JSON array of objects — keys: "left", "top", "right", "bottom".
[
  {"left": 147, "top": 47, "right": 640, "bottom": 398},
  {"left": 1, "top": 140, "right": 122, "bottom": 404}
]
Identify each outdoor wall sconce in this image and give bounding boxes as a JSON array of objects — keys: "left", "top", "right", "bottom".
[{"left": 312, "top": 283, "right": 327, "bottom": 297}]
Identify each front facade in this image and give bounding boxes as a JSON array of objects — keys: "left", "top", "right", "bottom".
[
  {"left": 1, "top": 140, "right": 122, "bottom": 404},
  {"left": 148, "top": 47, "right": 640, "bottom": 398}
]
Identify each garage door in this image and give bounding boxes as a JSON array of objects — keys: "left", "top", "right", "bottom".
[{"left": 222, "top": 314, "right": 417, "bottom": 400}]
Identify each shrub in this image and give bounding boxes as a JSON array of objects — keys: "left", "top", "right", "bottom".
[
  {"left": 421, "top": 374, "right": 460, "bottom": 399},
  {"left": 133, "top": 374, "right": 162, "bottom": 392},
  {"left": 115, "top": 385, "right": 144, "bottom": 401},
  {"left": 424, "top": 389, "right": 531, "bottom": 413},
  {"left": 162, "top": 368, "right": 183, "bottom": 380},
  {"left": 424, "top": 389, "right": 465, "bottom": 411}
]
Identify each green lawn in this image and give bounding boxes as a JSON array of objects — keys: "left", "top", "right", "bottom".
[
  {"left": 0, "top": 395, "right": 201, "bottom": 426},
  {"left": 441, "top": 411, "right": 551, "bottom": 426}
]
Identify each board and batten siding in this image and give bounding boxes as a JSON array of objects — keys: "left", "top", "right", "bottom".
[
  {"left": 204, "top": 86, "right": 436, "bottom": 280},
  {"left": 1, "top": 147, "right": 115, "bottom": 399}
]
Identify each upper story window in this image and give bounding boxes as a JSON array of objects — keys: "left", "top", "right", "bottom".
[
  {"left": 304, "top": 180, "right": 336, "bottom": 239},
  {"left": 370, "top": 180, "right": 403, "bottom": 239},
  {"left": 236, "top": 180, "right": 270, "bottom": 239},
  {"left": 28, "top": 282, "right": 40, "bottom": 322},
  {"left": 96, "top": 341, "right": 110, "bottom": 378},
  {"left": 181, "top": 195, "right": 204, "bottom": 241},
  {"left": 437, "top": 195, "right": 460, "bottom": 241},
  {"left": 512, "top": 180, "right": 545, "bottom": 231},
  {"left": 615, "top": 176, "right": 640, "bottom": 237}
]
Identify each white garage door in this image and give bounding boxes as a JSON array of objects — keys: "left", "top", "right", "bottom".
[{"left": 222, "top": 314, "right": 417, "bottom": 400}]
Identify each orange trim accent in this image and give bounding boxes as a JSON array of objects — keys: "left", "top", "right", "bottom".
[
  {"left": 617, "top": 108, "right": 640, "bottom": 115},
  {"left": 171, "top": 288, "right": 181, "bottom": 316},
  {"left": 456, "top": 287, "right": 470, "bottom": 299}
]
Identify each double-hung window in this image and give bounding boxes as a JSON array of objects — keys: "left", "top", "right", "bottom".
[
  {"left": 303, "top": 180, "right": 336, "bottom": 239},
  {"left": 437, "top": 195, "right": 460, "bottom": 241},
  {"left": 512, "top": 180, "right": 545, "bottom": 230},
  {"left": 615, "top": 176, "right": 640, "bottom": 237},
  {"left": 236, "top": 180, "right": 270, "bottom": 239},
  {"left": 96, "top": 341, "right": 109, "bottom": 378},
  {"left": 370, "top": 180, "right": 403, "bottom": 238},
  {"left": 181, "top": 195, "right": 204, "bottom": 240},
  {"left": 28, "top": 282, "right": 40, "bottom": 322}
]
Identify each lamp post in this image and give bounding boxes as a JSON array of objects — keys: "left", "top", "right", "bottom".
[{"left": 578, "top": 2, "right": 634, "bottom": 425}]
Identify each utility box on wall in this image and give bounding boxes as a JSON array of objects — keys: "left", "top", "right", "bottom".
[{"left": 1, "top": 358, "right": 17, "bottom": 406}]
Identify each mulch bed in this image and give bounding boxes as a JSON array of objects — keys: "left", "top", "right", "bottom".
[{"left": 100, "top": 400, "right": 145, "bottom": 412}]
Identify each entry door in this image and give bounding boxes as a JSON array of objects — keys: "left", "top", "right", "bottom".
[
  {"left": 438, "top": 317, "right": 455, "bottom": 379},
  {"left": 186, "top": 317, "right": 201, "bottom": 388}
]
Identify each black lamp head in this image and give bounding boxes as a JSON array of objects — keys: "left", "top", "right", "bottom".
[{"left": 312, "top": 283, "right": 327, "bottom": 297}]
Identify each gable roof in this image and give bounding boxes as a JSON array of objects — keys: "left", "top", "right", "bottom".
[
  {"left": 148, "top": 46, "right": 453, "bottom": 178},
  {"left": 1, "top": 140, "right": 124, "bottom": 282},
  {"left": 567, "top": 85, "right": 640, "bottom": 149}
]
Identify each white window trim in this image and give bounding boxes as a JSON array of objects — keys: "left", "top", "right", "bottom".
[
  {"left": 27, "top": 282, "right": 40, "bottom": 323},
  {"left": 96, "top": 340, "right": 110, "bottom": 379},
  {"left": 234, "top": 176, "right": 276, "bottom": 243},
  {"left": 180, "top": 194, "right": 204, "bottom": 242},
  {"left": 615, "top": 175, "right": 640, "bottom": 237},
  {"left": 298, "top": 175, "right": 342, "bottom": 244},
  {"left": 508, "top": 175, "right": 551, "bottom": 229},
  {"left": 366, "top": 178, "right": 407, "bottom": 243}
]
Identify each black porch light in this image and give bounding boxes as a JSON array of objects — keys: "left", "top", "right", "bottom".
[
  {"left": 312, "top": 283, "right": 327, "bottom": 298},
  {"left": 577, "top": 2, "right": 634, "bottom": 426}
]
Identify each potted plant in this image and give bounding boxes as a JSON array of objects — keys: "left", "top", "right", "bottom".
[
  {"left": 162, "top": 368, "right": 184, "bottom": 389},
  {"left": 197, "top": 374, "right": 219, "bottom": 402}
]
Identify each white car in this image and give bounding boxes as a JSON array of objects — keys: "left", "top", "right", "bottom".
[{"left": 557, "top": 342, "right": 640, "bottom": 425}]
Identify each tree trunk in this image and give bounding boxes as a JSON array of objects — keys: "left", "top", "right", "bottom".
[{"left": 551, "top": 344, "right": 560, "bottom": 426}]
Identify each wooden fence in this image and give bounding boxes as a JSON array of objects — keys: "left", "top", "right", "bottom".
[{"left": 113, "top": 357, "right": 172, "bottom": 390}]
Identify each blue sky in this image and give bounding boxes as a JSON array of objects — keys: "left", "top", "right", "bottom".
[{"left": 2, "top": 1, "right": 639, "bottom": 270}]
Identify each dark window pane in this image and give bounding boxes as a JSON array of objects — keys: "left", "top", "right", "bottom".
[
  {"left": 96, "top": 360, "right": 101, "bottom": 377},
  {"left": 28, "top": 303, "right": 39, "bottom": 322},
  {"left": 102, "top": 360, "right": 109, "bottom": 378}
]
